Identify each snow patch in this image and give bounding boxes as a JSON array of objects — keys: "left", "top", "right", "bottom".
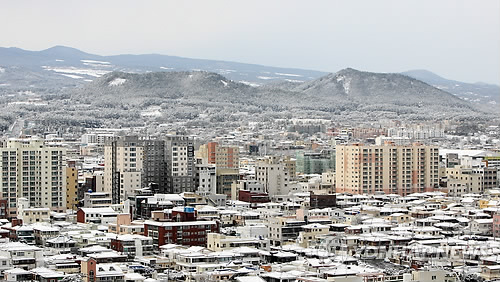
[
  {"left": 239, "top": 81, "right": 260, "bottom": 87},
  {"left": 80, "top": 59, "right": 110, "bottom": 65},
  {"left": 257, "top": 76, "right": 276, "bottom": 80},
  {"left": 43, "top": 66, "right": 111, "bottom": 77},
  {"left": 285, "top": 79, "right": 304, "bottom": 83},
  {"left": 55, "top": 59, "right": 64, "bottom": 62},
  {"left": 0, "top": 67, "right": 4, "bottom": 73},
  {"left": 141, "top": 106, "right": 162, "bottom": 117},
  {"left": 220, "top": 80, "right": 228, "bottom": 87},
  {"left": 109, "top": 78, "right": 127, "bottom": 86},
  {"left": 160, "top": 67, "right": 174, "bottom": 70},
  {"left": 275, "top": 72, "right": 303, "bottom": 77},
  {"left": 60, "top": 74, "right": 83, "bottom": 79}
]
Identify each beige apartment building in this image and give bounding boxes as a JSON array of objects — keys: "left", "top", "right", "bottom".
[
  {"left": 104, "top": 137, "right": 144, "bottom": 204},
  {"left": 0, "top": 138, "right": 67, "bottom": 218},
  {"left": 335, "top": 143, "right": 439, "bottom": 196}
]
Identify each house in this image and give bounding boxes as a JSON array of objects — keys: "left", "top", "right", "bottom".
[{"left": 76, "top": 207, "right": 118, "bottom": 224}]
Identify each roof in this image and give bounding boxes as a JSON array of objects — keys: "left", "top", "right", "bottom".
[
  {"left": 236, "top": 276, "right": 266, "bottom": 282},
  {"left": 144, "top": 220, "right": 217, "bottom": 227},
  {"left": 80, "top": 207, "right": 116, "bottom": 214}
]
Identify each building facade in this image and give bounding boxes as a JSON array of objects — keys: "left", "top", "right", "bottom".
[
  {"left": 104, "top": 136, "right": 144, "bottom": 204},
  {"left": 335, "top": 143, "right": 439, "bottom": 195},
  {"left": 0, "top": 138, "right": 66, "bottom": 218}
]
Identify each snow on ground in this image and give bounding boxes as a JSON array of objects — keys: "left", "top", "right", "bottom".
[
  {"left": 60, "top": 74, "right": 83, "bottom": 79},
  {"left": 217, "top": 69, "right": 236, "bottom": 74},
  {"left": 43, "top": 66, "right": 111, "bottom": 77},
  {"left": 257, "top": 76, "right": 276, "bottom": 80},
  {"left": 239, "top": 81, "right": 260, "bottom": 87},
  {"left": 275, "top": 72, "right": 303, "bottom": 77},
  {"left": 55, "top": 59, "right": 64, "bottom": 62},
  {"left": 80, "top": 60, "right": 110, "bottom": 65},
  {"left": 0, "top": 67, "right": 5, "bottom": 73},
  {"left": 141, "top": 106, "right": 162, "bottom": 117},
  {"left": 160, "top": 67, "right": 174, "bottom": 70},
  {"left": 109, "top": 78, "right": 127, "bottom": 86},
  {"left": 285, "top": 79, "right": 304, "bottom": 83},
  {"left": 220, "top": 80, "right": 228, "bottom": 87},
  {"left": 0, "top": 84, "right": 10, "bottom": 87}
]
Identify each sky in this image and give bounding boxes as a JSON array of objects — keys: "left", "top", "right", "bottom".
[{"left": 1, "top": 0, "right": 499, "bottom": 85}]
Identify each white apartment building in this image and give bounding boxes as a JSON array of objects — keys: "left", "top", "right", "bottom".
[{"left": 0, "top": 138, "right": 66, "bottom": 218}]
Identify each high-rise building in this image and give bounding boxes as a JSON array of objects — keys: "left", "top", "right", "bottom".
[
  {"left": 165, "top": 135, "right": 196, "bottom": 194},
  {"left": 104, "top": 136, "right": 144, "bottom": 204},
  {"left": 66, "top": 160, "right": 78, "bottom": 211},
  {"left": 0, "top": 138, "right": 67, "bottom": 218},
  {"left": 335, "top": 143, "right": 439, "bottom": 195},
  {"left": 143, "top": 139, "right": 167, "bottom": 194},
  {"left": 255, "top": 156, "right": 296, "bottom": 197}
]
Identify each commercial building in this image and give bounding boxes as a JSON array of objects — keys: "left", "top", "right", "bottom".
[
  {"left": 144, "top": 220, "right": 219, "bottom": 247},
  {"left": 255, "top": 156, "right": 296, "bottom": 197},
  {"left": 296, "top": 149, "right": 335, "bottom": 175},
  {"left": 197, "top": 142, "right": 240, "bottom": 169}
]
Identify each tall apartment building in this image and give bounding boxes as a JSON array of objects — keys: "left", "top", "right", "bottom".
[
  {"left": 196, "top": 142, "right": 239, "bottom": 169},
  {"left": 165, "top": 135, "right": 196, "bottom": 194},
  {"left": 0, "top": 138, "right": 66, "bottom": 218},
  {"left": 66, "top": 160, "right": 78, "bottom": 211},
  {"left": 255, "top": 156, "right": 296, "bottom": 197},
  {"left": 104, "top": 136, "right": 144, "bottom": 204},
  {"left": 335, "top": 143, "right": 439, "bottom": 196},
  {"left": 143, "top": 139, "right": 167, "bottom": 194}
]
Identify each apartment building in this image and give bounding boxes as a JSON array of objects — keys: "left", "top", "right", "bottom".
[
  {"left": 335, "top": 143, "right": 439, "bottom": 196},
  {"left": 165, "top": 135, "right": 196, "bottom": 194},
  {"left": 66, "top": 161, "right": 78, "bottom": 211},
  {"left": 0, "top": 138, "right": 66, "bottom": 218},
  {"left": 104, "top": 136, "right": 144, "bottom": 204}
]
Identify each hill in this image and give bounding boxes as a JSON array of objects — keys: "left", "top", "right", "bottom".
[{"left": 403, "top": 69, "right": 499, "bottom": 110}]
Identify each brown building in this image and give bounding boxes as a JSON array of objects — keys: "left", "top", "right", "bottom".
[{"left": 144, "top": 220, "right": 219, "bottom": 247}]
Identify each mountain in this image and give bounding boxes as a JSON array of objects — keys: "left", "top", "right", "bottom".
[
  {"left": 403, "top": 69, "right": 499, "bottom": 110},
  {"left": 0, "top": 46, "right": 327, "bottom": 89},
  {"left": 55, "top": 69, "right": 485, "bottom": 129},
  {"left": 1, "top": 46, "right": 497, "bottom": 111}
]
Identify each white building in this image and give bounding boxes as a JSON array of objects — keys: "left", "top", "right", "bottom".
[{"left": 0, "top": 138, "right": 67, "bottom": 218}]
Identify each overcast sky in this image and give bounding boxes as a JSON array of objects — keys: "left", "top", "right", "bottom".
[{"left": 1, "top": 0, "right": 499, "bottom": 84}]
